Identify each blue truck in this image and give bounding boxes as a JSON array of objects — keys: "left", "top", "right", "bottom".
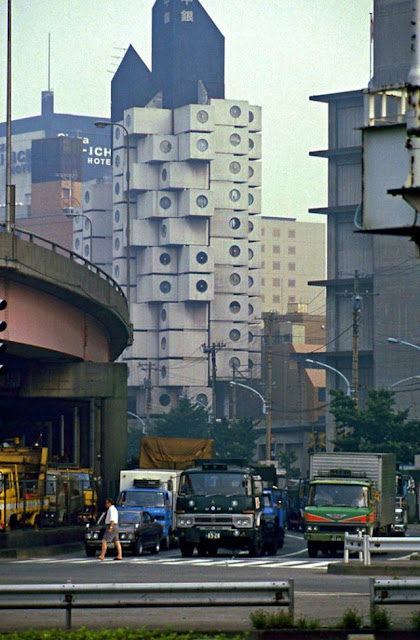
[{"left": 116, "top": 469, "right": 181, "bottom": 549}]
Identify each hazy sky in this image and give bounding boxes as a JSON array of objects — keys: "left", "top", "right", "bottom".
[{"left": 0, "top": 0, "right": 373, "bottom": 221}]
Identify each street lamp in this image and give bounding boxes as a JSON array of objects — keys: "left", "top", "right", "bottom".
[
  {"left": 229, "top": 380, "right": 271, "bottom": 460},
  {"left": 95, "top": 121, "right": 131, "bottom": 309},
  {"left": 229, "top": 381, "right": 267, "bottom": 413},
  {"left": 66, "top": 213, "right": 93, "bottom": 260},
  {"left": 387, "top": 337, "right": 420, "bottom": 351},
  {"left": 305, "top": 358, "right": 352, "bottom": 397},
  {"left": 389, "top": 375, "right": 420, "bottom": 389}
]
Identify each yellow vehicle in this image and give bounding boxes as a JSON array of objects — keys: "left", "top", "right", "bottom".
[
  {"left": 50, "top": 467, "right": 98, "bottom": 523},
  {"left": 0, "top": 443, "right": 49, "bottom": 530}
]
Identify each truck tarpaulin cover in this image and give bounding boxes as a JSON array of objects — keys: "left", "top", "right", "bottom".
[{"left": 139, "top": 437, "right": 214, "bottom": 469}]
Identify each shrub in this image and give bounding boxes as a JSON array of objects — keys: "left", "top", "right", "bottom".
[
  {"left": 370, "top": 607, "right": 392, "bottom": 630},
  {"left": 249, "top": 609, "right": 294, "bottom": 629},
  {"left": 411, "top": 611, "right": 420, "bottom": 631},
  {"left": 337, "top": 607, "right": 363, "bottom": 630}
]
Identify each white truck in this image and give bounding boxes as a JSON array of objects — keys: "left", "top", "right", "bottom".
[{"left": 117, "top": 469, "right": 181, "bottom": 548}]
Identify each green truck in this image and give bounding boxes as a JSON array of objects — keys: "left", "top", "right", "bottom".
[
  {"left": 304, "top": 452, "right": 396, "bottom": 558},
  {"left": 175, "top": 459, "right": 278, "bottom": 557}
]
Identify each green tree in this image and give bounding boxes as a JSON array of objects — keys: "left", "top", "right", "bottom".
[
  {"left": 150, "top": 397, "right": 211, "bottom": 439},
  {"left": 330, "top": 388, "right": 420, "bottom": 463},
  {"left": 212, "top": 416, "right": 258, "bottom": 463},
  {"left": 278, "top": 450, "right": 300, "bottom": 478}
]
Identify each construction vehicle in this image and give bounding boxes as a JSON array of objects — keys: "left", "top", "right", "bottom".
[
  {"left": 50, "top": 467, "right": 98, "bottom": 523},
  {"left": 0, "top": 441, "right": 49, "bottom": 530},
  {"left": 43, "top": 470, "right": 85, "bottom": 526},
  {"left": 175, "top": 458, "right": 278, "bottom": 557},
  {"left": 303, "top": 452, "right": 396, "bottom": 557}
]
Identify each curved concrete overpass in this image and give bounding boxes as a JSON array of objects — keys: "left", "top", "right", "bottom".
[{"left": 0, "top": 229, "right": 133, "bottom": 496}]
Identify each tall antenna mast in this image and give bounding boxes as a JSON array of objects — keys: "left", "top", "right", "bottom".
[{"left": 48, "top": 32, "right": 51, "bottom": 91}]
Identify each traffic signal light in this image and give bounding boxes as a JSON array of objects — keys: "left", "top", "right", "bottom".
[{"left": 0, "top": 299, "right": 7, "bottom": 374}]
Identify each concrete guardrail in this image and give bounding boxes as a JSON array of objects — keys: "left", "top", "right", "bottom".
[{"left": 0, "top": 581, "right": 294, "bottom": 630}]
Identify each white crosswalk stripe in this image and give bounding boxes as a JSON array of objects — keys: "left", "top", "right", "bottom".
[{"left": 12, "top": 556, "right": 340, "bottom": 570}]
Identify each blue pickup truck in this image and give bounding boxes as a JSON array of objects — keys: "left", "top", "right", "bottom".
[{"left": 116, "top": 470, "right": 180, "bottom": 549}]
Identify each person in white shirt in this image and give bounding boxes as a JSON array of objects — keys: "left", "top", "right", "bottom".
[{"left": 98, "top": 497, "right": 123, "bottom": 560}]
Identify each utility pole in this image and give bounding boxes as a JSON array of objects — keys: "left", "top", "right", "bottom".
[
  {"left": 202, "top": 342, "right": 225, "bottom": 421},
  {"left": 231, "top": 366, "right": 237, "bottom": 419},
  {"left": 351, "top": 270, "right": 361, "bottom": 409},
  {"left": 264, "top": 312, "right": 276, "bottom": 461}
]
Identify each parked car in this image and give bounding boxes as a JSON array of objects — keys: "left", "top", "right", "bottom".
[{"left": 84, "top": 509, "right": 163, "bottom": 557}]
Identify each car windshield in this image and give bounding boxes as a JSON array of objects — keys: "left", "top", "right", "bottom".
[
  {"left": 179, "top": 472, "right": 249, "bottom": 496},
  {"left": 119, "top": 511, "right": 140, "bottom": 525},
  {"left": 118, "top": 490, "right": 165, "bottom": 508},
  {"left": 308, "top": 484, "right": 368, "bottom": 507}
]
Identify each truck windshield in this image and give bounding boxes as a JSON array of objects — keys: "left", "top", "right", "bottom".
[
  {"left": 179, "top": 472, "right": 249, "bottom": 496},
  {"left": 308, "top": 484, "right": 368, "bottom": 507},
  {"left": 118, "top": 490, "right": 165, "bottom": 508}
]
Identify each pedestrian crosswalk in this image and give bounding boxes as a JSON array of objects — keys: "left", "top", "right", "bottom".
[{"left": 12, "top": 555, "right": 340, "bottom": 570}]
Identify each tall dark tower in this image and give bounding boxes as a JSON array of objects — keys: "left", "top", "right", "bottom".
[
  {"left": 152, "top": 0, "right": 225, "bottom": 109},
  {"left": 111, "top": 45, "right": 158, "bottom": 122}
]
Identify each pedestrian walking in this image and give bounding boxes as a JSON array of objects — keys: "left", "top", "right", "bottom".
[{"left": 98, "top": 497, "right": 123, "bottom": 560}]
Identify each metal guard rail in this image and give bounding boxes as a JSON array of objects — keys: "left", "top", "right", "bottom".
[
  {"left": 370, "top": 578, "right": 420, "bottom": 615},
  {"left": 344, "top": 532, "right": 420, "bottom": 565},
  {"left": 0, "top": 223, "right": 126, "bottom": 300},
  {"left": 0, "top": 581, "right": 294, "bottom": 630}
]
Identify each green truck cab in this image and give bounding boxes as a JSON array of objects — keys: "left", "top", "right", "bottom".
[
  {"left": 304, "top": 453, "right": 396, "bottom": 558},
  {"left": 175, "top": 459, "right": 278, "bottom": 557}
]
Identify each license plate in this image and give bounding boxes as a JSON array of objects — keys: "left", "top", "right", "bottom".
[
  {"left": 206, "top": 531, "right": 221, "bottom": 539},
  {"left": 331, "top": 536, "right": 342, "bottom": 541}
]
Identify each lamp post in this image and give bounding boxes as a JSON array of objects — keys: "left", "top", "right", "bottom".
[
  {"left": 389, "top": 375, "right": 420, "bottom": 389},
  {"left": 305, "top": 358, "right": 352, "bottom": 397},
  {"left": 65, "top": 212, "right": 93, "bottom": 260},
  {"left": 229, "top": 380, "right": 271, "bottom": 460},
  {"left": 387, "top": 337, "right": 420, "bottom": 351},
  {"left": 95, "top": 121, "right": 131, "bottom": 309}
]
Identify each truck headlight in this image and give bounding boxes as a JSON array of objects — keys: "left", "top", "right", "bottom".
[
  {"left": 306, "top": 525, "right": 319, "bottom": 532},
  {"left": 232, "top": 515, "right": 253, "bottom": 528},
  {"left": 356, "top": 527, "right": 367, "bottom": 534},
  {"left": 177, "top": 516, "right": 194, "bottom": 528}
]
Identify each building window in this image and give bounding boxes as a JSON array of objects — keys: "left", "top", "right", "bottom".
[
  {"left": 273, "top": 295, "right": 280, "bottom": 303},
  {"left": 288, "top": 246, "right": 296, "bottom": 255},
  {"left": 261, "top": 277, "right": 265, "bottom": 286},
  {"left": 273, "top": 261, "right": 280, "bottom": 270},
  {"left": 261, "top": 244, "right": 265, "bottom": 253},
  {"left": 318, "top": 388, "right": 326, "bottom": 402},
  {"left": 273, "top": 278, "right": 280, "bottom": 287},
  {"left": 261, "top": 228, "right": 265, "bottom": 236},
  {"left": 288, "top": 295, "right": 296, "bottom": 304},
  {"left": 229, "top": 245, "right": 241, "bottom": 257},
  {"left": 288, "top": 262, "right": 296, "bottom": 271},
  {"left": 288, "top": 279, "right": 296, "bottom": 287},
  {"left": 273, "top": 245, "right": 280, "bottom": 254},
  {"left": 288, "top": 229, "right": 296, "bottom": 238},
  {"left": 273, "top": 229, "right": 280, "bottom": 237}
]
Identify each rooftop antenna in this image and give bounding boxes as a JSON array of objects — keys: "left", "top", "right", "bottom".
[{"left": 48, "top": 32, "right": 51, "bottom": 91}]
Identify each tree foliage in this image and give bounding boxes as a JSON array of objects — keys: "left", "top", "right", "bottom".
[
  {"left": 149, "top": 398, "right": 258, "bottom": 464},
  {"left": 330, "top": 388, "right": 420, "bottom": 463}
]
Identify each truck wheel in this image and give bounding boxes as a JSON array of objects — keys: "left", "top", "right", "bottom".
[
  {"left": 180, "top": 541, "right": 195, "bottom": 557},
  {"left": 249, "top": 537, "right": 264, "bottom": 557},
  {"left": 307, "top": 542, "right": 318, "bottom": 558},
  {"left": 265, "top": 540, "right": 277, "bottom": 556},
  {"left": 85, "top": 546, "right": 96, "bottom": 557},
  {"left": 197, "top": 543, "right": 208, "bottom": 556}
]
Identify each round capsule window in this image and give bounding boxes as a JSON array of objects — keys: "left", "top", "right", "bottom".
[
  {"left": 196, "top": 251, "right": 208, "bottom": 264},
  {"left": 114, "top": 209, "right": 120, "bottom": 223},
  {"left": 161, "top": 337, "right": 167, "bottom": 350},
  {"left": 161, "top": 308, "right": 167, "bottom": 322},
  {"left": 229, "top": 161, "right": 241, "bottom": 174},
  {"left": 125, "top": 114, "right": 131, "bottom": 128},
  {"left": 248, "top": 193, "right": 254, "bottom": 206},
  {"left": 161, "top": 168, "right": 167, "bottom": 181},
  {"left": 229, "top": 133, "right": 241, "bottom": 146},
  {"left": 248, "top": 303, "right": 254, "bottom": 316},
  {"left": 229, "top": 329, "right": 240, "bottom": 342},
  {"left": 229, "top": 189, "right": 241, "bottom": 202},
  {"left": 115, "top": 127, "right": 121, "bottom": 140},
  {"left": 248, "top": 166, "right": 254, "bottom": 178},
  {"left": 159, "top": 196, "right": 172, "bottom": 210},
  {"left": 229, "top": 245, "right": 241, "bottom": 257},
  {"left": 230, "top": 105, "right": 242, "bottom": 118},
  {"left": 196, "top": 280, "right": 208, "bottom": 293},
  {"left": 75, "top": 237, "right": 80, "bottom": 251},
  {"left": 196, "top": 393, "right": 208, "bottom": 406},
  {"left": 84, "top": 191, "right": 90, "bottom": 204},
  {"left": 197, "top": 138, "right": 209, "bottom": 152},
  {"left": 230, "top": 273, "right": 241, "bottom": 286},
  {"left": 249, "top": 110, "right": 255, "bottom": 123},
  {"left": 114, "top": 265, "right": 120, "bottom": 279},
  {"left": 161, "top": 224, "right": 167, "bottom": 238},
  {"left": 248, "top": 275, "right": 254, "bottom": 288},
  {"left": 159, "top": 394, "right": 171, "bottom": 407},
  {"left": 197, "top": 110, "right": 209, "bottom": 123},
  {"left": 248, "top": 331, "right": 254, "bottom": 343},
  {"left": 248, "top": 248, "right": 254, "bottom": 260},
  {"left": 115, "top": 154, "right": 121, "bottom": 168},
  {"left": 248, "top": 220, "right": 254, "bottom": 233},
  {"left": 229, "top": 357, "right": 241, "bottom": 370},
  {"left": 229, "top": 301, "right": 241, "bottom": 314},
  {"left": 161, "top": 365, "right": 167, "bottom": 379},
  {"left": 84, "top": 219, "right": 90, "bottom": 231},
  {"left": 229, "top": 217, "right": 240, "bottom": 230},
  {"left": 196, "top": 194, "right": 208, "bottom": 208},
  {"left": 114, "top": 182, "right": 120, "bottom": 196},
  {"left": 160, "top": 280, "right": 171, "bottom": 293},
  {"left": 160, "top": 140, "right": 172, "bottom": 153},
  {"left": 249, "top": 138, "right": 255, "bottom": 150},
  {"left": 84, "top": 244, "right": 90, "bottom": 258},
  {"left": 114, "top": 237, "right": 120, "bottom": 251},
  {"left": 160, "top": 252, "right": 171, "bottom": 265}
]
